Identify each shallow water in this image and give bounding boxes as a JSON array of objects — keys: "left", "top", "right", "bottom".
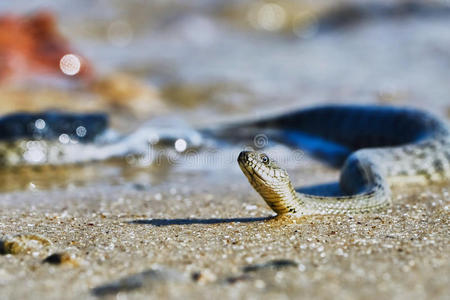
[{"left": 0, "top": 1, "right": 449, "bottom": 188}]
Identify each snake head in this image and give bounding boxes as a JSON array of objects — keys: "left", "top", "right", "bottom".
[
  {"left": 237, "top": 151, "right": 289, "bottom": 185},
  {"left": 238, "top": 150, "right": 298, "bottom": 214}
]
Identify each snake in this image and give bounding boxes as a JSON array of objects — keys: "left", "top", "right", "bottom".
[
  {"left": 0, "top": 105, "right": 449, "bottom": 218},
  {"left": 236, "top": 105, "right": 450, "bottom": 216}
]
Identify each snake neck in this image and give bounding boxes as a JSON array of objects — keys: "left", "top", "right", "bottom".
[{"left": 249, "top": 176, "right": 304, "bottom": 215}]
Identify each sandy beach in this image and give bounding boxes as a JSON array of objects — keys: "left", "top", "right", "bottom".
[{"left": 0, "top": 158, "right": 448, "bottom": 299}]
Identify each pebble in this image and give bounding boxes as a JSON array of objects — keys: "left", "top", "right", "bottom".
[
  {"left": 42, "top": 252, "right": 78, "bottom": 266},
  {"left": 242, "top": 259, "right": 298, "bottom": 273},
  {"left": 91, "top": 266, "right": 187, "bottom": 296},
  {"left": 0, "top": 234, "right": 51, "bottom": 255}
]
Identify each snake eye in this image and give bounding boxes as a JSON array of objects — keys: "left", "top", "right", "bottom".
[{"left": 260, "top": 153, "right": 270, "bottom": 164}]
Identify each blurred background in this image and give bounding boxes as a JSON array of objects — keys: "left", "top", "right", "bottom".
[{"left": 0, "top": 0, "right": 449, "bottom": 190}]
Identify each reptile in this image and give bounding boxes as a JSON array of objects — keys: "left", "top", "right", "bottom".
[
  {"left": 237, "top": 105, "right": 450, "bottom": 216},
  {"left": 0, "top": 106, "right": 449, "bottom": 218}
]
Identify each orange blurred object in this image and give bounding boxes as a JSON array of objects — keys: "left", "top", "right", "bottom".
[{"left": 0, "top": 11, "right": 92, "bottom": 82}]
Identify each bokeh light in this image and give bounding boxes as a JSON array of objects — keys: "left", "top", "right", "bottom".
[
  {"left": 248, "top": 2, "right": 287, "bottom": 32},
  {"left": 34, "top": 119, "right": 46, "bottom": 130},
  {"left": 24, "top": 141, "right": 46, "bottom": 163},
  {"left": 59, "top": 54, "right": 81, "bottom": 76},
  {"left": 76, "top": 126, "right": 87, "bottom": 138},
  {"left": 58, "top": 133, "right": 70, "bottom": 144},
  {"left": 174, "top": 138, "right": 187, "bottom": 152}
]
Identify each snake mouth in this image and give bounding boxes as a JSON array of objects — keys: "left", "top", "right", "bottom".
[
  {"left": 238, "top": 151, "right": 269, "bottom": 184},
  {"left": 237, "top": 151, "right": 251, "bottom": 164},
  {"left": 239, "top": 162, "right": 266, "bottom": 184},
  {"left": 238, "top": 155, "right": 255, "bottom": 180}
]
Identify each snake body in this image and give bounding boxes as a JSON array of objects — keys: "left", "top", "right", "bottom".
[
  {"left": 0, "top": 106, "right": 449, "bottom": 217},
  {"left": 237, "top": 105, "right": 450, "bottom": 216}
]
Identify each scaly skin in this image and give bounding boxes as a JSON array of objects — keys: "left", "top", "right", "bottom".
[{"left": 237, "top": 106, "right": 450, "bottom": 216}]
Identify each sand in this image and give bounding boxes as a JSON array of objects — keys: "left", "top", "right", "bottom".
[{"left": 0, "top": 160, "right": 448, "bottom": 299}]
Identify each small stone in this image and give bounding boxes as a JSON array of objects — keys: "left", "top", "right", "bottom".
[
  {"left": 0, "top": 240, "right": 20, "bottom": 255},
  {"left": 91, "top": 266, "right": 186, "bottom": 296},
  {"left": 43, "top": 252, "right": 78, "bottom": 266},
  {"left": 242, "top": 259, "right": 298, "bottom": 273},
  {"left": 224, "top": 274, "right": 251, "bottom": 284},
  {"left": 191, "top": 269, "right": 217, "bottom": 284},
  {"left": 0, "top": 234, "right": 51, "bottom": 255}
]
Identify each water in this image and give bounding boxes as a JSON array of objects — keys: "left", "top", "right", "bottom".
[{"left": 0, "top": 1, "right": 449, "bottom": 191}]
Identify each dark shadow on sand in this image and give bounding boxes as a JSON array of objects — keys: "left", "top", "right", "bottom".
[{"left": 129, "top": 216, "right": 274, "bottom": 226}]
